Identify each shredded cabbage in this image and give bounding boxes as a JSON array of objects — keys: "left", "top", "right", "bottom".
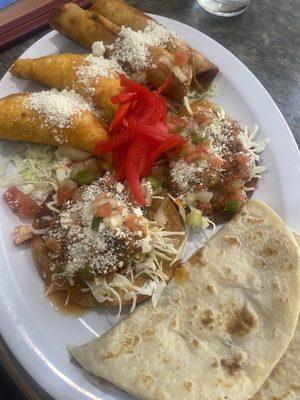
[
  {"left": 81, "top": 212, "right": 186, "bottom": 317},
  {"left": 0, "top": 143, "right": 72, "bottom": 201},
  {"left": 187, "top": 81, "right": 217, "bottom": 101}
]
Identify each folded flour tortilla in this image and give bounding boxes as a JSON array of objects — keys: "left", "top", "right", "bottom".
[
  {"left": 250, "top": 233, "right": 300, "bottom": 400},
  {"left": 70, "top": 200, "right": 300, "bottom": 400}
]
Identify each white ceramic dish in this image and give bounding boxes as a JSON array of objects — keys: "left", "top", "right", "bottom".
[{"left": 0, "top": 15, "right": 300, "bottom": 400}]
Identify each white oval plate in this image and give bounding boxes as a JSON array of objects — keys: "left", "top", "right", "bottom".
[{"left": 0, "top": 15, "right": 300, "bottom": 400}]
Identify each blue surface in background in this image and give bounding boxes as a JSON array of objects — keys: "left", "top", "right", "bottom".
[{"left": 0, "top": 0, "right": 17, "bottom": 11}]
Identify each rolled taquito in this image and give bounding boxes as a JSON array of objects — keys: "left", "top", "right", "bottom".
[
  {"left": 49, "top": 3, "right": 192, "bottom": 102},
  {"left": 50, "top": 2, "right": 118, "bottom": 49},
  {"left": 91, "top": 0, "right": 219, "bottom": 91}
]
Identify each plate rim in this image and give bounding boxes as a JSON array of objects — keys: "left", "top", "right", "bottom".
[{"left": 0, "top": 14, "right": 299, "bottom": 400}]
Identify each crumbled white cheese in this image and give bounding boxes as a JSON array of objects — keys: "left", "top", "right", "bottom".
[
  {"left": 116, "top": 182, "right": 124, "bottom": 193},
  {"left": 133, "top": 207, "right": 143, "bottom": 217},
  {"left": 170, "top": 159, "right": 208, "bottom": 193},
  {"left": 48, "top": 175, "right": 138, "bottom": 277},
  {"left": 92, "top": 41, "right": 106, "bottom": 57},
  {"left": 111, "top": 21, "right": 174, "bottom": 71},
  {"left": 76, "top": 55, "right": 123, "bottom": 94},
  {"left": 25, "top": 89, "right": 91, "bottom": 131}
]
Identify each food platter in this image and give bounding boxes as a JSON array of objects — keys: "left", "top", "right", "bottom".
[{"left": 0, "top": 14, "right": 300, "bottom": 400}]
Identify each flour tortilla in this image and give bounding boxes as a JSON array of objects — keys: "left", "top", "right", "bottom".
[
  {"left": 250, "top": 232, "right": 300, "bottom": 400},
  {"left": 70, "top": 200, "right": 300, "bottom": 400}
]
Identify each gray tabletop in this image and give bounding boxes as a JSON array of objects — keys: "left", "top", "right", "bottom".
[{"left": 0, "top": 1, "right": 299, "bottom": 399}]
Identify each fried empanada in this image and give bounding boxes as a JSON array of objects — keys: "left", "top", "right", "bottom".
[{"left": 0, "top": 90, "right": 107, "bottom": 152}]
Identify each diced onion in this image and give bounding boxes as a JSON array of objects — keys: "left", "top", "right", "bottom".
[
  {"left": 104, "top": 214, "right": 123, "bottom": 228},
  {"left": 60, "top": 178, "right": 78, "bottom": 190},
  {"left": 142, "top": 235, "right": 152, "bottom": 253},
  {"left": 172, "top": 66, "right": 187, "bottom": 83},
  {"left": 58, "top": 145, "right": 91, "bottom": 161},
  {"left": 184, "top": 191, "right": 213, "bottom": 206},
  {"left": 22, "top": 184, "right": 34, "bottom": 195},
  {"left": 183, "top": 96, "right": 194, "bottom": 115},
  {"left": 131, "top": 71, "right": 147, "bottom": 84},
  {"left": 186, "top": 209, "right": 203, "bottom": 227},
  {"left": 31, "top": 227, "right": 49, "bottom": 235},
  {"left": 159, "top": 55, "right": 174, "bottom": 70},
  {"left": 154, "top": 206, "right": 168, "bottom": 227},
  {"left": 92, "top": 41, "right": 106, "bottom": 57}
]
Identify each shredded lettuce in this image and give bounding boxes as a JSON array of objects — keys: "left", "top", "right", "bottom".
[
  {"left": 187, "top": 81, "right": 217, "bottom": 101},
  {"left": 0, "top": 143, "right": 72, "bottom": 201}
]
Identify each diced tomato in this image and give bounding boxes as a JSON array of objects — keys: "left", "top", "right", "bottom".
[
  {"left": 174, "top": 51, "right": 189, "bottom": 66},
  {"left": 95, "top": 202, "right": 112, "bottom": 218},
  {"left": 207, "top": 154, "right": 224, "bottom": 168},
  {"left": 56, "top": 186, "right": 74, "bottom": 205},
  {"left": 125, "top": 214, "right": 147, "bottom": 235},
  {"left": 228, "top": 191, "right": 245, "bottom": 202},
  {"left": 3, "top": 186, "right": 39, "bottom": 219},
  {"left": 167, "top": 114, "right": 188, "bottom": 133},
  {"left": 95, "top": 193, "right": 107, "bottom": 201},
  {"left": 235, "top": 153, "right": 250, "bottom": 178},
  {"left": 194, "top": 108, "right": 215, "bottom": 124},
  {"left": 184, "top": 144, "right": 209, "bottom": 163},
  {"left": 170, "top": 114, "right": 189, "bottom": 127},
  {"left": 116, "top": 205, "right": 124, "bottom": 214}
]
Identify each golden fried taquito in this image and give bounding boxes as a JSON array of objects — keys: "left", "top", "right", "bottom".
[
  {"left": 49, "top": 3, "right": 192, "bottom": 102},
  {"left": 11, "top": 54, "right": 121, "bottom": 115},
  {"left": 0, "top": 91, "right": 107, "bottom": 153},
  {"left": 50, "top": 2, "right": 119, "bottom": 49},
  {"left": 91, "top": 0, "right": 218, "bottom": 92}
]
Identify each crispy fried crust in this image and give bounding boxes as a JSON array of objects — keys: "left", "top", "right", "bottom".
[
  {"left": 31, "top": 196, "right": 184, "bottom": 308},
  {"left": 49, "top": 3, "right": 118, "bottom": 49},
  {"left": 0, "top": 93, "right": 108, "bottom": 152}
]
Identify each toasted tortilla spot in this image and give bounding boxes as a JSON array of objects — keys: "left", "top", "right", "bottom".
[
  {"left": 264, "top": 246, "right": 279, "bottom": 256},
  {"left": 246, "top": 216, "right": 264, "bottom": 224},
  {"left": 102, "top": 335, "right": 140, "bottom": 359},
  {"left": 191, "top": 338, "right": 200, "bottom": 347},
  {"left": 207, "top": 284, "right": 216, "bottom": 293},
  {"left": 170, "top": 315, "right": 179, "bottom": 329},
  {"left": 201, "top": 309, "right": 215, "bottom": 328},
  {"left": 141, "top": 374, "right": 154, "bottom": 388},
  {"left": 183, "top": 381, "right": 193, "bottom": 391},
  {"left": 174, "top": 266, "right": 189, "bottom": 283},
  {"left": 224, "top": 235, "right": 240, "bottom": 245},
  {"left": 226, "top": 306, "right": 258, "bottom": 336},
  {"left": 256, "top": 258, "right": 267, "bottom": 268},
  {"left": 211, "top": 358, "right": 219, "bottom": 368},
  {"left": 144, "top": 328, "right": 155, "bottom": 337},
  {"left": 221, "top": 356, "right": 242, "bottom": 376}
]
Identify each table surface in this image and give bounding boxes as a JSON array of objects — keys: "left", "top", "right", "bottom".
[{"left": 0, "top": 0, "right": 299, "bottom": 399}]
